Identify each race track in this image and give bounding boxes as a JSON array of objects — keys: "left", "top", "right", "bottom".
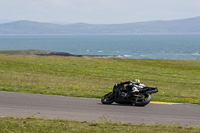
[{"left": 0, "top": 91, "right": 199, "bottom": 126}]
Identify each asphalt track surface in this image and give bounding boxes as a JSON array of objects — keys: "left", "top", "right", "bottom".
[{"left": 0, "top": 91, "right": 200, "bottom": 126}]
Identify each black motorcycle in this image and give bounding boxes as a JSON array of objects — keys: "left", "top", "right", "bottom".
[{"left": 101, "top": 81, "right": 158, "bottom": 106}]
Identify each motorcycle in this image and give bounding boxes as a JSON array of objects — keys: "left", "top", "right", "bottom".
[{"left": 101, "top": 81, "right": 158, "bottom": 106}]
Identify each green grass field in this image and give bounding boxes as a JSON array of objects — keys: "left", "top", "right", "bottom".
[
  {"left": 0, "top": 54, "right": 200, "bottom": 104},
  {"left": 1, "top": 117, "right": 200, "bottom": 133}
]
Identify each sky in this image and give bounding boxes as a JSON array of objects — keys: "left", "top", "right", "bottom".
[{"left": 0, "top": 0, "right": 200, "bottom": 24}]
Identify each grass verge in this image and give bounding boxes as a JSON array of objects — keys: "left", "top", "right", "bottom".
[
  {"left": 0, "top": 117, "right": 200, "bottom": 133},
  {"left": 0, "top": 54, "right": 199, "bottom": 104}
]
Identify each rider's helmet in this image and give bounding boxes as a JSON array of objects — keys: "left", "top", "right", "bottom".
[{"left": 134, "top": 79, "right": 140, "bottom": 83}]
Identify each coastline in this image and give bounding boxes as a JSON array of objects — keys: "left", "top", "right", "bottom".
[
  {"left": 0, "top": 49, "right": 117, "bottom": 58},
  {"left": 0, "top": 49, "right": 199, "bottom": 60}
]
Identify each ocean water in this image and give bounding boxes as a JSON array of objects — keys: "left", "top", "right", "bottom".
[{"left": 0, "top": 35, "right": 200, "bottom": 60}]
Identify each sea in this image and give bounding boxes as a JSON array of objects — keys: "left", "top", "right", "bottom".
[{"left": 0, "top": 35, "right": 200, "bottom": 60}]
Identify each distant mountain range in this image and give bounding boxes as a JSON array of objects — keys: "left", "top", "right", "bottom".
[{"left": 0, "top": 16, "right": 200, "bottom": 35}]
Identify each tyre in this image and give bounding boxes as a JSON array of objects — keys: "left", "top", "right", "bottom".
[
  {"left": 133, "top": 93, "right": 151, "bottom": 106},
  {"left": 101, "top": 92, "right": 115, "bottom": 104}
]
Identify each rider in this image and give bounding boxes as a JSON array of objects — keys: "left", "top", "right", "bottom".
[{"left": 113, "top": 79, "right": 140, "bottom": 93}]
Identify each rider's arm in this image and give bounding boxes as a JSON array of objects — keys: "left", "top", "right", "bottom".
[{"left": 119, "top": 81, "right": 132, "bottom": 85}]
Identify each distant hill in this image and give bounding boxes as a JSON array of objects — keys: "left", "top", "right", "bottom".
[{"left": 0, "top": 16, "right": 200, "bottom": 35}]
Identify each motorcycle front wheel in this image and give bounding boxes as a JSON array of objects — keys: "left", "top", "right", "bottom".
[
  {"left": 133, "top": 93, "right": 151, "bottom": 106},
  {"left": 101, "top": 92, "right": 115, "bottom": 104}
]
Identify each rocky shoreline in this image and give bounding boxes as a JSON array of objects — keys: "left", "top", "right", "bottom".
[{"left": 36, "top": 51, "right": 83, "bottom": 57}]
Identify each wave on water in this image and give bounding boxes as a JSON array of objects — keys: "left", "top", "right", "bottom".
[
  {"left": 192, "top": 52, "right": 200, "bottom": 56},
  {"left": 123, "top": 55, "right": 132, "bottom": 57},
  {"left": 116, "top": 55, "right": 132, "bottom": 58},
  {"left": 86, "top": 50, "right": 104, "bottom": 53}
]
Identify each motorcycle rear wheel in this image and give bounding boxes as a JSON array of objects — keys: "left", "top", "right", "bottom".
[
  {"left": 133, "top": 93, "right": 151, "bottom": 106},
  {"left": 101, "top": 92, "right": 115, "bottom": 104}
]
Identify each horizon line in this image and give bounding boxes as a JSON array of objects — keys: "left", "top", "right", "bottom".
[{"left": 1, "top": 15, "right": 200, "bottom": 25}]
